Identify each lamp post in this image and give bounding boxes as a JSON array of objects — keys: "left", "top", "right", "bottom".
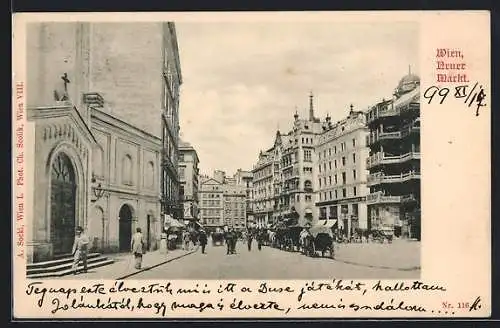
[{"left": 91, "top": 174, "right": 106, "bottom": 202}]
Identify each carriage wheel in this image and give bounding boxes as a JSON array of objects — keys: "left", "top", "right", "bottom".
[
  {"left": 310, "top": 241, "right": 316, "bottom": 257},
  {"left": 329, "top": 245, "right": 335, "bottom": 259}
]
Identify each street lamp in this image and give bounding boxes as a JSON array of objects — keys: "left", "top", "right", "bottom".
[{"left": 91, "top": 174, "right": 106, "bottom": 202}]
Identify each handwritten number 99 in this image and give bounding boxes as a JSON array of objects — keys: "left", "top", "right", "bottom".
[{"left": 423, "top": 86, "right": 450, "bottom": 104}]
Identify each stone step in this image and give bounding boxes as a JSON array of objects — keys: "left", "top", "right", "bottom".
[
  {"left": 28, "top": 253, "right": 102, "bottom": 269},
  {"left": 27, "top": 258, "right": 115, "bottom": 279},
  {"left": 27, "top": 255, "right": 112, "bottom": 275}
]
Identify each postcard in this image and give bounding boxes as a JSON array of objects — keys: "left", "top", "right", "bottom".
[{"left": 12, "top": 11, "right": 491, "bottom": 319}]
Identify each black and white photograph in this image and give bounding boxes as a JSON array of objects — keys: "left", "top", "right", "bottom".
[
  {"left": 22, "top": 21, "right": 421, "bottom": 281},
  {"left": 13, "top": 11, "right": 493, "bottom": 319}
]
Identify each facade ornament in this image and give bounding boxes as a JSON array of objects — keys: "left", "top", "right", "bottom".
[{"left": 54, "top": 73, "right": 71, "bottom": 102}]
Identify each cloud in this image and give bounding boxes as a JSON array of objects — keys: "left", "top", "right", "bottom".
[{"left": 176, "top": 21, "right": 419, "bottom": 175}]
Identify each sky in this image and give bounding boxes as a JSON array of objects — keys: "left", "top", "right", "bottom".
[{"left": 175, "top": 21, "right": 419, "bottom": 177}]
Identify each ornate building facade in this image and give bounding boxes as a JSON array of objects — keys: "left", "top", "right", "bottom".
[
  {"left": 198, "top": 178, "right": 224, "bottom": 233},
  {"left": 24, "top": 22, "right": 181, "bottom": 262},
  {"left": 251, "top": 93, "right": 325, "bottom": 228},
  {"left": 315, "top": 106, "right": 370, "bottom": 238},
  {"left": 366, "top": 71, "right": 421, "bottom": 239},
  {"left": 178, "top": 140, "right": 200, "bottom": 224}
]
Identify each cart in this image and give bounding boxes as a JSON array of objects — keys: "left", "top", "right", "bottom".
[{"left": 308, "top": 224, "right": 336, "bottom": 259}]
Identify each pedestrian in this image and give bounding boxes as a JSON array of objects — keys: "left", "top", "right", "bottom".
[
  {"left": 71, "top": 226, "right": 89, "bottom": 275},
  {"left": 199, "top": 229, "right": 208, "bottom": 254},
  {"left": 224, "top": 229, "right": 232, "bottom": 255},
  {"left": 131, "top": 227, "right": 144, "bottom": 270},
  {"left": 247, "top": 230, "right": 253, "bottom": 251},
  {"left": 257, "top": 229, "right": 263, "bottom": 251},
  {"left": 231, "top": 235, "right": 237, "bottom": 254},
  {"left": 159, "top": 228, "right": 168, "bottom": 255},
  {"left": 183, "top": 231, "right": 191, "bottom": 251}
]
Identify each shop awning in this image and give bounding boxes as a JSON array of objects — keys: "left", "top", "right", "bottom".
[
  {"left": 164, "top": 214, "right": 184, "bottom": 228},
  {"left": 315, "top": 219, "right": 337, "bottom": 228}
]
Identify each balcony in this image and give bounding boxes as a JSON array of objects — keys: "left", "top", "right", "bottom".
[
  {"left": 368, "top": 131, "right": 401, "bottom": 144},
  {"left": 367, "top": 105, "right": 401, "bottom": 124},
  {"left": 401, "top": 193, "right": 418, "bottom": 204},
  {"left": 366, "top": 191, "right": 401, "bottom": 204},
  {"left": 366, "top": 151, "right": 421, "bottom": 169},
  {"left": 367, "top": 170, "right": 421, "bottom": 186}
]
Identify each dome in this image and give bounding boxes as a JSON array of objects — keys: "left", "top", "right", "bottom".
[
  {"left": 397, "top": 73, "right": 420, "bottom": 88},
  {"left": 395, "top": 69, "right": 420, "bottom": 97}
]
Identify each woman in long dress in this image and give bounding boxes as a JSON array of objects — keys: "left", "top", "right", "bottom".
[
  {"left": 131, "top": 227, "right": 144, "bottom": 269},
  {"left": 159, "top": 229, "right": 168, "bottom": 255}
]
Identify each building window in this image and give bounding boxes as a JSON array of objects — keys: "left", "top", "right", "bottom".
[
  {"left": 353, "top": 186, "right": 357, "bottom": 196},
  {"left": 353, "top": 169, "right": 357, "bottom": 180},
  {"left": 335, "top": 190, "right": 338, "bottom": 199},
  {"left": 352, "top": 138, "right": 356, "bottom": 147},
  {"left": 320, "top": 207, "right": 327, "bottom": 220},
  {"left": 353, "top": 153, "right": 356, "bottom": 163},
  {"left": 330, "top": 206, "right": 338, "bottom": 219},
  {"left": 147, "top": 161, "right": 155, "bottom": 188},
  {"left": 335, "top": 174, "right": 338, "bottom": 184},
  {"left": 342, "top": 188, "right": 347, "bottom": 198},
  {"left": 334, "top": 146, "right": 337, "bottom": 154},
  {"left": 178, "top": 154, "right": 184, "bottom": 162},
  {"left": 335, "top": 160, "right": 337, "bottom": 168},
  {"left": 122, "top": 154, "right": 133, "bottom": 185},
  {"left": 329, "top": 161, "right": 332, "bottom": 170},
  {"left": 304, "top": 150, "right": 312, "bottom": 162},
  {"left": 329, "top": 176, "right": 332, "bottom": 185},
  {"left": 342, "top": 172, "right": 346, "bottom": 184},
  {"left": 179, "top": 167, "right": 185, "bottom": 179},
  {"left": 318, "top": 178, "right": 322, "bottom": 188},
  {"left": 342, "top": 157, "right": 346, "bottom": 166},
  {"left": 328, "top": 148, "right": 331, "bottom": 156},
  {"left": 341, "top": 143, "right": 345, "bottom": 151},
  {"left": 305, "top": 195, "right": 312, "bottom": 202},
  {"left": 329, "top": 191, "right": 332, "bottom": 199}
]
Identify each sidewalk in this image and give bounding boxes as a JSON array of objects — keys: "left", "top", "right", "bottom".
[
  {"left": 69, "top": 248, "right": 196, "bottom": 280},
  {"left": 334, "top": 239, "right": 421, "bottom": 271}
]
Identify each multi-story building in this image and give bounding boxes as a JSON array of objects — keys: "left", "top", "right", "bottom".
[
  {"left": 223, "top": 184, "right": 247, "bottom": 231},
  {"left": 252, "top": 148, "right": 275, "bottom": 228},
  {"left": 160, "top": 23, "right": 183, "bottom": 227},
  {"left": 24, "top": 22, "right": 181, "bottom": 262},
  {"left": 279, "top": 93, "right": 324, "bottom": 227},
  {"left": 198, "top": 178, "right": 224, "bottom": 233},
  {"left": 251, "top": 93, "right": 324, "bottom": 228},
  {"left": 315, "top": 106, "right": 370, "bottom": 238},
  {"left": 178, "top": 140, "right": 200, "bottom": 224},
  {"left": 233, "top": 169, "right": 254, "bottom": 227},
  {"left": 365, "top": 71, "right": 421, "bottom": 240}
]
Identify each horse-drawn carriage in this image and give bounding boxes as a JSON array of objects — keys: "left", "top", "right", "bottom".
[
  {"left": 212, "top": 231, "right": 225, "bottom": 246},
  {"left": 304, "top": 224, "right": 336, "bottom": 259}
]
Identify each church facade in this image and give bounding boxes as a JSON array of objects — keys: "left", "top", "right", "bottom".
[{"left": 24, "top": 22, "right": 181, "bottom": 262}]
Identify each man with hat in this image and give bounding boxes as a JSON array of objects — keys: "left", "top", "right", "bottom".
[
  {"left": 198, "top": 229, "right": 208, "bottom": 254},
  {"left": 72, "top": 226, "right": 89, "bottom": 275}
]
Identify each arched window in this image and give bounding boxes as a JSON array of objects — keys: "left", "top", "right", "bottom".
[
  {"left": 304, "top": 180, "right": 312, "bottom": 190},
  {"left": 146, "top": 161, "right": 155, "bottom": 188},
  {"left": 122, "top": 154, "right": 133, "bottom": 185}
]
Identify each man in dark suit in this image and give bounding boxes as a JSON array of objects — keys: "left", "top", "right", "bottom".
[{"left": 199, "top": 229, "right": 208, "bottom": 254}]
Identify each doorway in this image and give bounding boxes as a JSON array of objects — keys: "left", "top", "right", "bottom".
[
  {"left": 50, "top": 152, "right": 77, "bottom": 255},
  {"left": 119, "top": 204, "right": 133, "bottom": 251}
]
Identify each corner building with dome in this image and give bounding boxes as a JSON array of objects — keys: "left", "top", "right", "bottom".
[{"left": 365, "top": 70, "right": 421, "bottom": 240}]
